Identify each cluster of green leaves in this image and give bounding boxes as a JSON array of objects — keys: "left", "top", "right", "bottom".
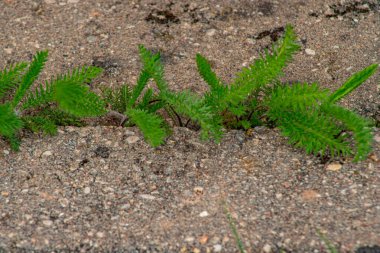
[
  {"left": 196, "top": 25, "right": 377, "bottom": 161},
  {"left": 101, "top": 45, "right": 223, "bottom": 146},
  {"left": 1, "top": 25, "right": 377, "bottom": 162},
  {"left": 103, "top": 24, "right": 377, "bottom": 161},
  {"left": 0, "top": 51, "right": 106, "bottom": 150}
]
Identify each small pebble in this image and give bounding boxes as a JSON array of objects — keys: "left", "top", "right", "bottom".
[
  {"left": 4, "top": 48, "right": 13, "bottom": 54},
  {"left": 374, "top": 134, "right": 380, "bottom": 143},
  {"left": 41, "top": 150, "right": 53, "bottom": 157},
  {"left": 305, "top": 48, "right": 316, "bottom": 56},
  {"left": 199, "top": 235, "right": 208, "bottom": 244},
  {"left": 193, "top": 186, "right": 204, "bottom": 194},
  {"left": 326, "top": 163, "right": 342, "bottom": 171},
  {"left": 67, "top": 0, "right": 79, "bottom": 3},
  {"left": 126, "top": 136, "right": 140, "bottom": 144},
  {"left": 83, "top": 187, "right": 91, "bottom": 194},
  {"left": 184, "top": 236, "right": 195, "bottom": 242},
  {"left": 193, "top": 248, "right": 201, "bottom": 253},
  {"left": 263, "top": 244, "right": 272, "bottom": 253},
  {"left": 199, "top": 211, "right": 209, "bottom": 217},
  {"left": 213, "top": 244, "right": 222, "bottom": 252},
  {"left": 139, "top": 194, "right": 156, "bottom": 200},
  {"left": 42, "top": 220, "right": 53, "bottom": 227},
  {"left": 87, "top": 36, "right": 97, "bottom": 43},
  {"left": 96, "top": 231, "right": 105, "bottom": 238},
  {"left": 206, "top": 29, "right": 217, "bottom": 37}
]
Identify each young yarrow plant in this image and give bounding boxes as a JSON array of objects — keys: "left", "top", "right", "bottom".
[
  {"left": 0, "top": 50, "right": 106, "bottom": 150},
  {"left": 101, "top": 45, "right": 223, "bottom": 147},
  {"left": 103, "top": 24, "right": 378, "bottom": 161},
  {"left": 196, "top": 25, "right": 377, "bottom": 162},
  {"left": 1, "top": 25, "right": 377, "bottom": 162}
]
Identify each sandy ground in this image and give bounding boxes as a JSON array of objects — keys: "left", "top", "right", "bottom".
[{"left": 0, "top": 0, "right": 379, "bottom": 252}]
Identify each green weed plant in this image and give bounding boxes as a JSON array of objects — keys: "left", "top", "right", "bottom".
[{"left": 0, "top": 25, "right": 378, "bottom": 162}]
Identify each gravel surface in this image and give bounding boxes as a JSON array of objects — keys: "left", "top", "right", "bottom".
[{"left": 0, "top": 0, "right": 379, "bottom": 252}]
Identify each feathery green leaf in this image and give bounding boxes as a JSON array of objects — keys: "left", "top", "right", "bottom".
[
  {"left": 127, "top": 108, "right": 168, "bottom": 147},
  {"left": 328, "top": 64, "right": 379, "bottom": 103},
  {"left": 0, "top": 62, "right": 28, "bottom": 99},
  {"left": 54, "top": 79, "right": 106, "bottom": 117},
  {"left": 224, "top": 24, "right": 300, "bottom": 107},
  {"left": 0, "top": 103, "right": 23, "bottom": 137},
  {"left": 321, "top": 103, "right": 373, "bottom": 161},
  {"left": 12, "top": 51, "right": 48, "bottom": 108}
]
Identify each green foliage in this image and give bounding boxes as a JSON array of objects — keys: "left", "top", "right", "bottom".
[
  {"left": 223, "top": 202, "right": 246, "bottom": 253},
  {"left": 0, "top": 62, "right": 28, "bottom": 100},
  {"left": 102, "top": 45, "right": 222, "bottom": 146},
  {"left": 316, "top": 230, "right": 339, "bottom": 253},
  {"left": 102, "top": 24, "right": 377, "bottom": 161},
  {"left": 328, "top": 64, "right": 378, "bottom": 103},
  {"left": 0, "top": 51, "right": 106, "bottom": 150},
  {"left": 101, "top": 46, "right": 170, "bottom": 147},
  {"left": 192, "top": 25, "right": 377, "bottom": 161},
  {"left": 126, "top": 108, "right": 167, "bottom": 147},
  {"left": 1, "top": 24, "right": 377, "bottom": 162}
]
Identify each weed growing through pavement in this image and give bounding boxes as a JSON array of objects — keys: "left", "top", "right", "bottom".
[
  {"left": 0, "top": 51, "right": 106, "bottom": 150},
  {"left": 102, "top": 24, "right": 378, "bottom": 161},
  {"left": 1, "top": 24, "right": 378, "bottom": 162}
]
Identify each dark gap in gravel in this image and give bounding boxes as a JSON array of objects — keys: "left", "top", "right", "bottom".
[
  {"left": 356, "top": 245, "right": 380, "bottom": 253},
  {"left": 325, "top": 0, "right": 379, "bottom": 17},
  {"left": 251, "top": 26, "right": 285, "bottom": 42},
  {"left": 145, "top": 9, "right": 180, "bottom": 25}
]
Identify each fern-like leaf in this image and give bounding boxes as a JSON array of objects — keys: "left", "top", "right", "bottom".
[
  {"left": 126, "top": 108, "right": 167, "bottom": 147},
  {"left": 138, "top": 45, "right": 168, "bottom": 92},
  {"left": 128, "top": 70, "right": 150, "bottom": 108},
  {"left": 12, "top": 51, "right": 48, "bottom": 108},
  {"left": 162, "top": 90, "right": 223, "bottom": 141},
  {"left": 0, "top": 103, "right": 23, "bottom": 137},
  {"left": 321, "top": 103, "right": 373, "bottom": 161},
  {"left": 54, "top": 80, "right": 106, "bottom": 117},
  {"left": 22, "top": 116, "right": 57, "bottom": 135},
  {"left": 22, "top": 81, "right": 55, "bottom": 109},
  {"left": 0, "top": 62, "right": 28, "bottom": 99},
  {"left": 269, "top": 109, "right": 351, "bottom": 157},
  {"left": 328, "top": 64, "right": 379, "bottom": 103},
  {"left": 102, "top": 84, "right": 131, "bottom": 113},
  {"left": 196, "top": 53, "right": 225, "bottom": 92},
  {"left": 224, "top": 24, "right": 300, "bottom": 107},
  {"left": 267, "top": 82, "right": 329, "bottom": 111}
]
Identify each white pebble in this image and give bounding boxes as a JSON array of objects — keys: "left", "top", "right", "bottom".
[
  {"left": 305, "top": 48, "right": 316, "bottom": 56},
  {"left": 206, "top": 29, "right": 217, "bottom": 37},
  {"left": 263, "top": 244, "right": 272, "bottom": 253},
  {"left": 213, "top": 244, "right": 222, "bottom": 252},
  {"left": 42, "top": 220, "right": 53, "bottom": 226},
  {"left": 199, "top": 211, "right": 209, "bottom": 217},
  {"left": 139, "top": 194, "right": 156, "bottom": 200},
  {"left": 42, "top": 150, "right": 53, "bottom": 157},
  {"left": 83, "top": 187, "right": 91, "bottom": 194},
  {"left": 96, "top": 231, "right": 105, "bottom": 238},
  {"left": 126, "top": 136, "right": 140, "bottom": 144}
]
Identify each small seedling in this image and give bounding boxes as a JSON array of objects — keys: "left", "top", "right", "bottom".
[
  {"left": 0, "top": 51, "right": 106, "bottom": 150},
  {"left": 223, "top": 202, "right": 247, "bottom": 253},
  {"left": 316, "top": 229, "right": 339, "bottom": 253}
]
